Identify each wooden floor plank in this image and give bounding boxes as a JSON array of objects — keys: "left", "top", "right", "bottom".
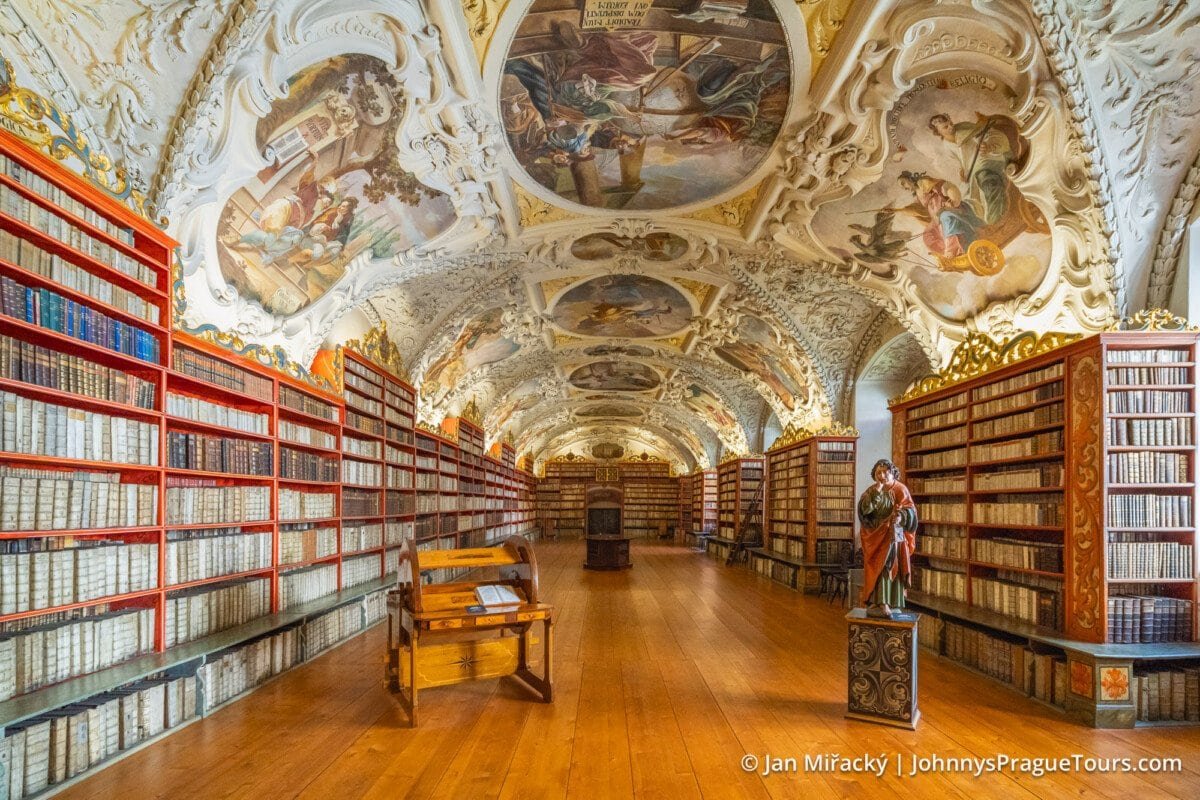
[{"left": 53, "top": 541, "right": 1200, "bottom": 800}]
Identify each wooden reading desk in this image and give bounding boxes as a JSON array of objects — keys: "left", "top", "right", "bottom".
[{"left": 386, "top": 535, "right": 554, "bottom": 726}]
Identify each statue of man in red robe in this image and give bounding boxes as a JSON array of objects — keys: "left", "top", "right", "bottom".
[{"left": 857, "top": 459, "right": 918, "bottom": 618}]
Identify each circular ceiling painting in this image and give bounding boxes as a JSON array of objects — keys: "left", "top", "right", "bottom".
[
  {"left": 551, "top": 274, "right": 691, "bottom": 338},
  {"left": 499, "top": 0, "right": 792, "bottom": 211},
  {"left": 569, "top": 361, "right": 661, "bottom": 391},
  {"left": 576, "top": 402, "right": 644, "bottom": 418}
]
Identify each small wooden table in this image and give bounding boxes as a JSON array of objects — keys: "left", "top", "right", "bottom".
[{"left": 584, "top": 534, "right": 633, "bottom": 571}]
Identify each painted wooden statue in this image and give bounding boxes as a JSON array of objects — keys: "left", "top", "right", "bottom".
[{"left": 857, "top": 459, "right": 918, "bottom": 618}]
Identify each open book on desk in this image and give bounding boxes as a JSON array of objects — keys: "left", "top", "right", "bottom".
[{"left": 474, "top": 584, "right": 522, "bottom": 607}]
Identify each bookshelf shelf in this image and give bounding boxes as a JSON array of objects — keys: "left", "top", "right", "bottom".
[{"left": 0, "top": 587, "right": 159, "bottom": 625}]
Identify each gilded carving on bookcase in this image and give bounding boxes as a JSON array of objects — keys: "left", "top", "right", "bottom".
[
  {"left": 894, "top": 331, "right": 1083, "bottom": 404},
  {"left": 1110, "top": 308, "right": 1199, "bottom": 332},
  {"left": 1067, "top": 353, "right": 1104, "bottom": 640},
  {"left": 416, "top": 421, "right": 442, "bottom": 436},
  {"left": 0, "top": 54, "right": 163, "bottom": 226},
  {"left": 460, "top": 398, "right": 484, "bottom": 427},
  {"left": 770, "top": 420, "right": 858, "bottom": 450},
  {"left": 344, "top": 324, "right": 410, "bottom": 382},
  {"left": 548, "top": 452, "right": 589, "bottom": 463}
]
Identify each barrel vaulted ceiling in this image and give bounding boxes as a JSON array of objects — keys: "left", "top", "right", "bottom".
[{"left": 4, "top": 1, "right": 1196, "bottom": 471}]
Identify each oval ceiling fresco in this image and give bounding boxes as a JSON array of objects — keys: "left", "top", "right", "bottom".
[
  {"left": 551, "top": 274, "right": 691, "bottom": 338},
  {"left": 568, "top": 361, "right": 661, "bottom": 391},
  {"left": 570, "top": 232, "right": 688, "bottom": 261},
  {"left": 216, "top": 54, "right": 455, "bottom": 317},
  {"left": 576, "top": 402, "right": 644, "bottom": 418},
  {"left": 499, "top": 0, "right": 792, "bottom": 210}
]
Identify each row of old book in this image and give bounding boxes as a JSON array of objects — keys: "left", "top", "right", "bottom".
[
  {"left": 0, "top": 673, "right": 197, "bottom": 799},
  {"left": 0, "top": 186, "right": 145, "bottom": 283},
  {"left": 342, "top": 435, "right": 381, "bottom": 459},
  {"left": 163, "top": 577, "right": 271, "bottom": 648},
  {"left": 344, "top": 410, "right": 382, "bottom": 437},
  {"left": 1106, "top": 451, "right": 1190, "bottom": 484},
  {"left": 1106, "top": 538, "right": 1194, "bottom": 581},
  {"left": 164, "top": 481, "right": 271, "bottom": 526},
  {"left": 278, "top": 488, "right": 335, "bottom": 521},
  {"left": 1106, "top": 595, "right": 1193, "bottom": 643},
  {"left": 0, "top": 541, "right": 158, "bottom": 615},
  {"left": 279, "top": 563, "right": 338, "bottom": 610},
  {"left": 343, "top": 554, "right": 382, "bottom": 590},
  {"left": 972, "top": 381, "right": 1063, "bottom": 420},
  {"left": 1106, "top": 366, "right": 1191, "bottom": 385},
  {"left": 1108, "top": 416, "right": 1193, "bottom": 446},
  {"left": 971, "top": 537, "right": 1064, "bottom": 572},
  {"left": 917, "top": 616, "right": 1068, "bottom": 709},
  {"left": 0, "top": 229, "right": 157, "bottom": 323},
  {"left": 969, "top": 430, "right": 1063, "bottom": 463},
  {"left": 342, "top": 389, "right": 382, "bottom": 417},
  {"left": 0, "top": 156, "right": 133, "bottom": 245},
  {"left": 0, "top": 468, "right": 156, "bottom": 532},
  {"left": 342, "top": 459, "right": 383, "bottom": 487},
  {"left": 386, "top": 466, "right": 413, "bottom": 489},
  {"left": 0, "top": 275, "right": 160, "bottom": 363},
  {"left": 278, "top": 385, "right": 338, "bottom": 423},
  {"left": 972, "top": 499, "right": 1064, "bottom": 527},
  {"left": 972, "top": 402, "right": 1064, "bottom": 441},
  {"left": 279, "top": 447, "right": 338, "bottom": 482},
  {"left": 164, "top": 530, "right": 272, "bottom": 586},
  {"left": 971, "top": 574, "right": 1063, "bottom": 630},
  {"left": 1106, "top": 494, "right": 1192, "bottom": 529},
  {"left": 165, "top": 393, "right": 268, "bottom": 436},
  {"left": 1107, "top": 388, "right": 1191, "bottom": 414},
  {"left": 2, "top": 392, "right": 159, "bottom": 465},
  {"left": 1134, "top": 667, "right": 1200, "bottom": 722},
  {"left": 173, "top": 345, "right": 273, "bottom": 401},
  {"left": 167, "top": 431, "right": 273, "bottom": 476},
  {"left": 342, "top": 523, "right": 384, "bottom": 553},
  {"left": 279, "top": 525, "right": 338, "bottom": 566},
  {"left": 0, "top": 607, "right": 155, "bottom": 700},
  {"left": 0, "top": 333, "right": 157, "bottom": 411}
]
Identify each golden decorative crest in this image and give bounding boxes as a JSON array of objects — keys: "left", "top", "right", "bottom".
[
  {"left": 0, "top": 54, "right": 161, "bottom": 225},
  {"left": 684, "top": 185, "right": 759, "bottom": 229},
  {"left": 461, "top": 398, "right": 483, "bottom": 426},
  {"left": 416, "top": 421, "right": 442, "bottom": 436},
  {"left": 768, "top": 419, "right": 859, "bottom": 450},
  {"left": 343, "top": 323, "right": 409, "bottom": 381},
  {"left": 894, "top": 330, "right": 1082, "bottom": 404},
  {"left": 461, "top": 0, "right": 512, "bottom": 67},
  {"left": 515, "top": 184, "right": 579, "bottom": 227},
  {"left": 1111, "top": 308, "right": 1199, "bottom": 332},
  {"left": 798, "top": 0, "right": 854, "bottom": 78}
]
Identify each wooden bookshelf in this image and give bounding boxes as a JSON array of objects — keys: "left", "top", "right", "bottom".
[
  {"left": 757, "top": 433, "right": 857, "bottom": 592},
  {"left": 708, "top": 457, "right": 763, "bottom": 560},
  {"left": 0, "top": 123, "right": 544, "bottom": 782},
  {"left": 891, "top": 329, "right": 1200, "bottom": 727}
]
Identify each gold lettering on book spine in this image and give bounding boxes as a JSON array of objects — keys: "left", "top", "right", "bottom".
[{"left": 1067, "top": 353, "right": 1103, "bottom": 641}]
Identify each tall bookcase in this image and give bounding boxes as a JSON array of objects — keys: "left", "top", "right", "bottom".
[
  {"left": 891, "top": 329, "right": 1200, "bottom": 727},
  {"left": 753, "top": 433, "right": 857, "bottom": 592},
  {"left": 707, "top": 457, "right": 763, "bottom": 561},
  {"left": 620, "top": 458, "right": 676, "bottom": 538},
  {"left": 0, "top": 124, "right": 541, "bottom": 789}
]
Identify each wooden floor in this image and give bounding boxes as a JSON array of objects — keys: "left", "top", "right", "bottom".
[{"left": 60, "top": 541, "right": 1200, "bottom": 799}]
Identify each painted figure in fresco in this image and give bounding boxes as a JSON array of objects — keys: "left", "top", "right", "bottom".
[
  {"left": 857, "top": 459, "right": 918, "bottom": 618},
  {"left": 570, "top": 362, "right": 659, "bottom": 392},
  {"left": 928, "top": 112, "right": 1048, "bottom": 237},
  {"left": 424, "top": 311, "right": 517, "bottom": 398},
  {"left": 894, "top": 170, "right": 985, "bottom": 259},
  {"left": 663, "top": 51, "right": 789, "bottom": 147},
  {"left": 715, "top": 339, "right": 803, "bottom": 411}
]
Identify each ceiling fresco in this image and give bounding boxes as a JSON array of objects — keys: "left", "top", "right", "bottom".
[
  {"left": 499, "top": 0, "right": 793, "bottom": 211},
  {"left": 549, "top": 273, "right": 693, "bottom": 338},
  {"left": 10, "top": 0, "right": 1194, "bottom": 469}
]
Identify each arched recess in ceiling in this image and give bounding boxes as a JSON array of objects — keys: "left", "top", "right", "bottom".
[{"left": 5, "top": 0, "right": 1189, "bottom": 465}]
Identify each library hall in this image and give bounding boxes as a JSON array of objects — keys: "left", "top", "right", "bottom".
[{"left": 0, "top": 0, "right": 1199, "bottom": 797}]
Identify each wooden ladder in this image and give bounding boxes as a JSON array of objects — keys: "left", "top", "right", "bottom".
[{"left": 726, "top": 481, "right": 765, "bottom": 566}]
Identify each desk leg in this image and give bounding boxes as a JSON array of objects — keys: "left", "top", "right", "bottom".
[
  {"left": 408, "top": 630, "right": 419, "bottom": 727},
  {"left": 542, "top": 618, "right": 554, "bottom": 702},
  {"left": 514, "top": 618, "right": 554, "bottom": 703}
]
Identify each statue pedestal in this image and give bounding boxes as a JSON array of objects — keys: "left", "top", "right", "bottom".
[{"left": 846, "top": 608, "right": 920, "bottom": 729}]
